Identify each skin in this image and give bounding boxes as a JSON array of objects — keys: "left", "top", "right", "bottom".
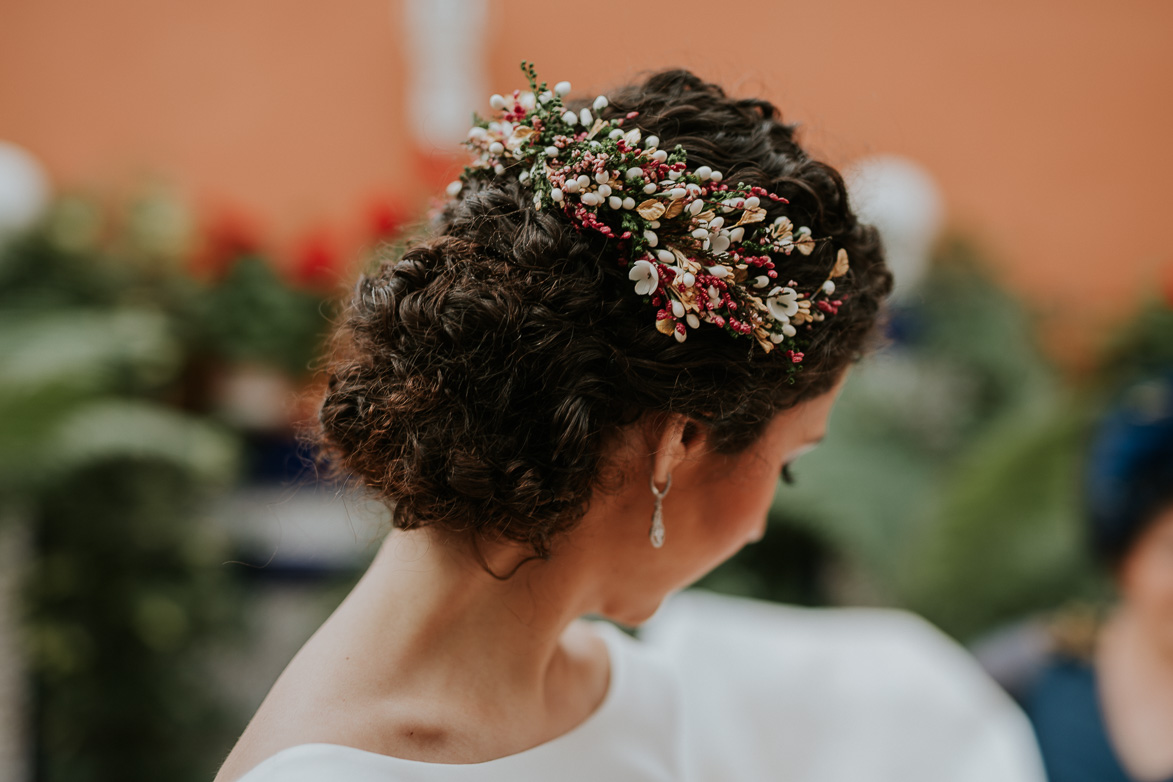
[
  {"left": 214, "top": 372, "right": 847, "bottom": 781},
  {"left": 1097, "top": 505, "right": 1173, "bottom": 781}
]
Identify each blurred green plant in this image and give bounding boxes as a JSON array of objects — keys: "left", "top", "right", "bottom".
[
  {"left": 702, "top": 238, "right": 1116, "bottom": 640},
  {"left": 0, "top": 191, "right": 338, "bottom": 782}
]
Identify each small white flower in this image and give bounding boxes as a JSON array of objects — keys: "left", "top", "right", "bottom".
[
  {"left": 545, "top": 146, "right": 560, "bottom": 157},
  {"left": 694, "top": 166, "right": 713, "bottom": 180},
  {"left": 622, "top": 197, "right": 636, "bottom": 210},
  {"left": 489, "top": 94, "right": 508, "bottom": 110},
  {"left": 580, "top": 108, "right": 593, "bottom": 126},
  {"left": 644, "top": 230, "right": 658, "bottom": 247},
  {"left": 608, "top": 196, "right": 623, "bottom": 209},
  {"left": 645, "top": 135, "right": 660, "bottom": 149},
  {"left": 657, "top": 250, "right": 675, "bottom": 263},
  {"left": 710, "top": 171, "right": 723, "bottom": 182},
  {"left": 562, "top": 111, "right": 578, "bottom": 126},
  {"left": 706, "top": 265, "right": 731, "bottom": 278},
  {"left": 551, "top": 188, "right": 564, "bottom": 202},
  {"left": 489, "top": 141, "right": 504, "bottom": 155},
  {"left": 686, "top": 313, "right": 700, "bottom": 329},
  {"left": 822, "top": 279, "right": 836, "bottom": 295},
  {"left": 629, "top": 260, "right": 659, "bottom": 296},
  {"left": 643, "top": 183, "right": 658, "bottom": 194},
  {"left": 554, "top": 81, "right": 572, "bottom": 96},
  {"left": 671, "top": 299, "right": 685, "bottom": 318},
  {"left": 539, "top": 90, "right": 554, "bottom": 104},
  {"left": 593, "top": 95, "right": 609, "bottom": 110},
  {"left": 767, "top": 287, "right": 800, "bottom": 321},
  {"left": 446, "top": 181, "right": 462, "bottom": 197}
]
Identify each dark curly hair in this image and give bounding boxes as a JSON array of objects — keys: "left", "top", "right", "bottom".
[{"left": 316, "top": 69, "right": 891, "bottom": 557}]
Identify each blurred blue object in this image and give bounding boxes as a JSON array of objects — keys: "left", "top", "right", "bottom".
[{"left": 1085, "top": 373, "right": 1173, "bottom": 564}]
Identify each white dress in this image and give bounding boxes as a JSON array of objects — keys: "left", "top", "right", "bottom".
[{"left": 237, "top": 590, "right": 1047, "bottom": 782}]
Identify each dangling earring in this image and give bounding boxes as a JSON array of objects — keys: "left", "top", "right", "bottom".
[{"left": 649, "top": 474, "right": 671, "bottom": 548}]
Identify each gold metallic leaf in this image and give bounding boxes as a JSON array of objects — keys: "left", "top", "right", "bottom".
[
  {"left": 794, "top": 233, "right": 816, "bottom": 255},
  {"left": 663, "top": 200, "right": 685, "bottom": 219},
  {"left": 831, "top": 248, "right": 850, "bottom": 277},
  {"left": 636, "top": 199, "right": 666, "bottom": 220},
  {"left": 734, "top": 207, "right": 767, "bottom": 227},
  {"left": 508, "top": 126, "right": 538, "bottom": 148},
  {"left": 656, "top": 318, "right": 676, "bottom": 335}
]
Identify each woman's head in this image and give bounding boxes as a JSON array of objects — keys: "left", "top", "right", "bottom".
[
  {"left": 1086, "top": 374, "right": 1173, "bottom": 647},
  {"left": 316, "top": 68, "right": 890, "bottom": 579}
]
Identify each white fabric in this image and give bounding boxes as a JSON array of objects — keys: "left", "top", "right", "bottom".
[
  {"left": 237, "top": 590, "right": 1046, "bottom": 782},
  {"left": 642, "top": 590, "right": 1047, "bottom": 782}
]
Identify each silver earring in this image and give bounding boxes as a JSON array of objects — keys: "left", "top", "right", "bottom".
[{"left": 649, "top": 474, "right": 671, "bottom": 548}]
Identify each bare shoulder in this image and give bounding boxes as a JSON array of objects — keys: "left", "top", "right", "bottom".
[
  {"left": 213, "top": 670, "right": 346, "bottom": 781},
  {"left": 212, "top": 625, "right": 399, "bottom": 782}
]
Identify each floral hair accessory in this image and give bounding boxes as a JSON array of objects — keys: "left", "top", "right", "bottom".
[{"left": 446, "top": 63, "right": 849, "bottom": 363}]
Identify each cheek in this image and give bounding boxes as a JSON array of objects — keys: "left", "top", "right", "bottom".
[
  {"left": 695, "top": 464, "right": 780, "bottom": 547},
  {"left": 1121, "top": 544, "right": 1173, "bottom": 630}
]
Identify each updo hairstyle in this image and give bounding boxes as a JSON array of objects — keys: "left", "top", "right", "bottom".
[{"left": 316, "top": 69, "right": 892, "bottom": 556}]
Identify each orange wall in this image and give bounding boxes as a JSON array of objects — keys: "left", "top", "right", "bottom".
[{"left": 2, "top": 0, "right": 1171, "bottom": 355}]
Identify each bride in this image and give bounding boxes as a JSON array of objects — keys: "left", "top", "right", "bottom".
[{"left": 215, "top": 66, "right": 1046, "bottom": 781}]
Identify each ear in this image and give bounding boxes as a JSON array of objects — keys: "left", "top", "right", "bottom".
[{"left": 650, "top": 414, "right": 708, "bottom": 488}]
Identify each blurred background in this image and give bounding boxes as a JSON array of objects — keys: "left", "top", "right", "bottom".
[{"left": 1, "top": 1, "right": 1172, "bottom": 780}]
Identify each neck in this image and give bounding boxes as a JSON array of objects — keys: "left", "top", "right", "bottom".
[{"left": 332, "top": 528, "right": 601, "bottom": 702}]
